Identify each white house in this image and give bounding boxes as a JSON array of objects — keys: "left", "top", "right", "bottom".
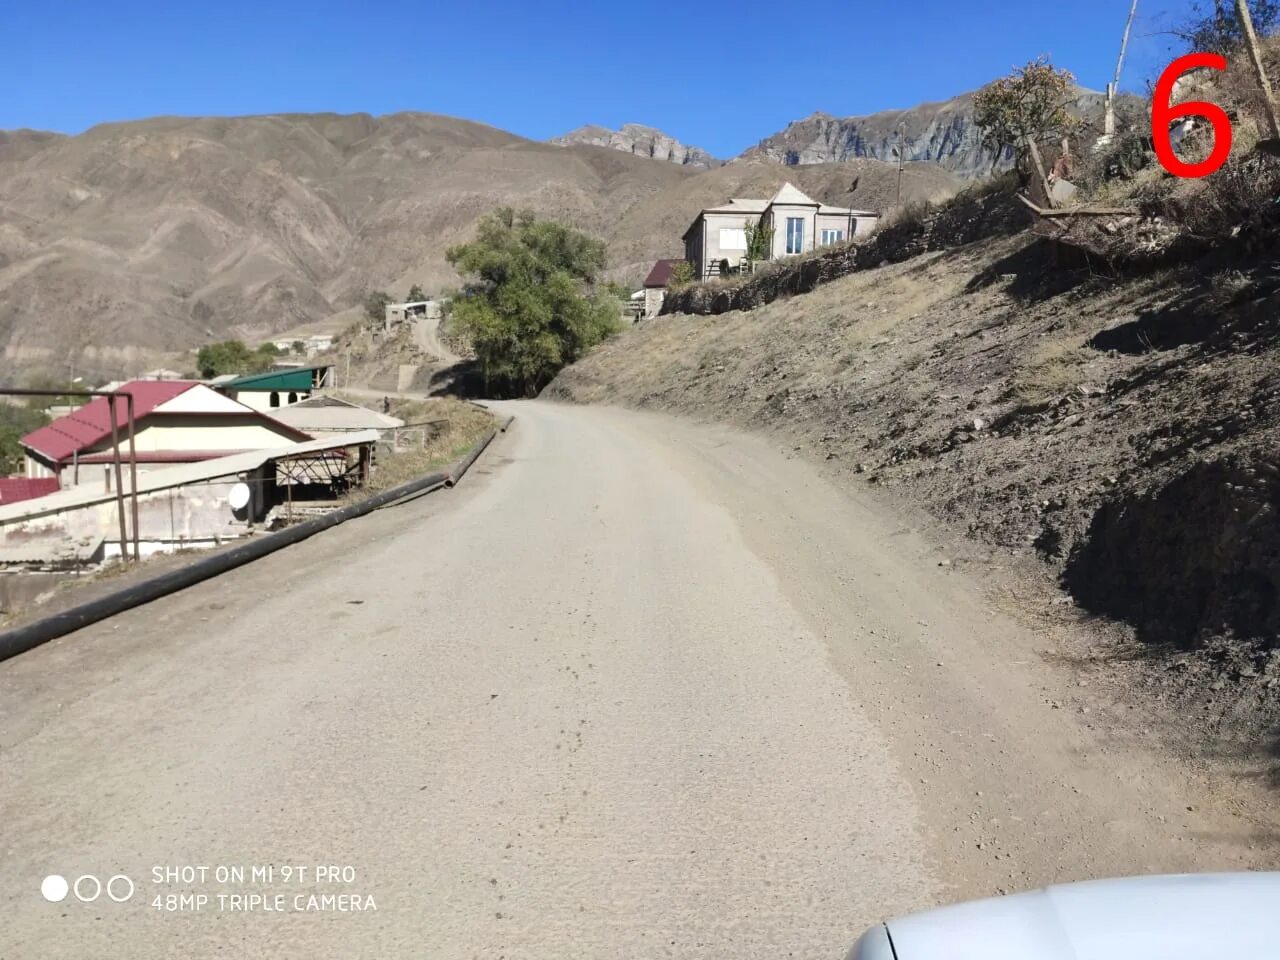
[
  {"left": 682, "top": 182, "right": 879, "bottom": 280},
  {"left": 20, "top": 381, "right": 311, "bottom": 487}
]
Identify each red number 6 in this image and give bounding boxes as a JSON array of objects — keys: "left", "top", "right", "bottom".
[{"left": 1153, "top": 52, "right": 1233, "bottom": 178}]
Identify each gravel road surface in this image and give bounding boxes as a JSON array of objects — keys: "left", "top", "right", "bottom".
[{"left": 0, "top": 401, "right": 1274, "bottom": 959}]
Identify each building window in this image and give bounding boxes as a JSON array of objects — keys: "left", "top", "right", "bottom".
[
  {"left": 288, "top": 392, "right": 298, "bottom": 404},
  {"left": 820, "top": 229, "right": 845, "bottom": 246},
  {"left": 269, "top": 391, "right": 280, "bottom": 408},
  {"left": 718, "top": 227, "right": 746, "bottom": 251},
  {"left": 786, "top": 217, "right": 805, "bottom": 254}
]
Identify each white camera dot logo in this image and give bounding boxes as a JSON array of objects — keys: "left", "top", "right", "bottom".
[{"left": 41, "top": 875, "right": 69, "bottom": 903}]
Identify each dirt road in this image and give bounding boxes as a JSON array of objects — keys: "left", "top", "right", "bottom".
[
  {"left": 0, "top": 402, "right": 1274, "bottom": 959},
  {"left": 414, "top": 312, "right": 461, "bottom": 365}
]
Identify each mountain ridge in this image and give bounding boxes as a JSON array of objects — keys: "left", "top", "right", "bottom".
[
  {"left": 739, "top": 87, "right": 1111, "bottom": 178},
  {"left": 552, "top": 123, "right": 719, "bottom": 169},
  {"left": 0, "top": 97, "right": 983, "bottom": 379}
]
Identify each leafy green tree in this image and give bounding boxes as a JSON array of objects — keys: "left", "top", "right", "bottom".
[
  {"left": 407, "top": 284, "right": 428, "bottom": 303},
  {"left": 974, "top": 58, "right": 1081, "bottom": 163},
  {"left": 668, "top": 260, "right": 695, "bottom": 288},
  {"left": 258, "top": 342, "right": 282, "bottom": 357},
  {"left": 446, "top": 208, "right": 622, "bottom": 396},
  {"left": 364, "top": 291, "right": 394, "bottom": 325},
  {"left": 744, "top": 219, "right": 774, "bottom": 261},
  {"left": 196, "top": 340, "right": 275, "bottom": 379},
  {"left": 0, "top": 403, "right": 51, "bottom": 473},
  {"left": 292, "top": 340, "right": 307, "bottom": 355}
]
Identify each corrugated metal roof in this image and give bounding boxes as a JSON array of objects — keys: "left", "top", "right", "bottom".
[
  {"left": 21, "top": 382, "right": 311, "bottom": 465},
  {"left": 0, "top": 477, "right": 60, "bottom": 504},
  {"left": 0, "top": 536, "right": 103, "bottom": 566},
  {"left": 643, "top": 259, "right": 685, "bottom": 288},
  {"left": 220, "top": 364, "right": 333, "bottom": 391},
  {"left": 0, "top": 431, "right": 379, "bottom": 526},
  {"left": 271, "top": 397, "right": 403, "bottom": 431},
  {"left": 21, "top": 380, "right": 196, "bottom": 462}
]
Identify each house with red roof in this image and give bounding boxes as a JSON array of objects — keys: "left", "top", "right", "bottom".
[
  {"left": 640, "top": 259, "right": 686, "bottom": 319},
  {"left": 20, "top": 381, "right": 312, "bottom": 488},
  {"left": 0, "top": 477, "right": 60, "bottom": 506}
]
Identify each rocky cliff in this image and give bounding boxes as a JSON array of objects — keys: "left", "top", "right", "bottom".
[
  {"left": 553, "top": 123, "right": 719, "bottom": 169},
  {"left": 741, "top": 90, "right": 1110, "bottom": 179}
]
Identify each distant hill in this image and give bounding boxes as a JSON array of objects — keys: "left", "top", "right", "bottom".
[
  {"left": 552, "top": 123, "right": 719, "bottom": 169},
  {"left": 739, "top": 88, "right": 1112, "bottom": 179},
  {"left": 0, "top": 102, "right": 984, "bottom": 379},
  {"left": 0, "top": 113, "right": 695, "bottom": 379}
]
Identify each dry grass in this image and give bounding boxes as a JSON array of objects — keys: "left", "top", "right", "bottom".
[
  {"left": 1010, "top": 342, "right": 1092, "bottom": 408},
  {"left": 361, "top": 396, "right": 495, "bottom": 493}
]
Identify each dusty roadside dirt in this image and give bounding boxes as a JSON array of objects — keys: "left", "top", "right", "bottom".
[
  {"left": 2, "top": 403, "right": 1277, "bottom": 960},
  {"left": 548, "top": 232, "right": 1280, "bottom": 774}
]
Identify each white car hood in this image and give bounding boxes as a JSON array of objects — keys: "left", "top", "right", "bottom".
[{"left": 865, "top": 873, "right": 1280, "bottom": 960}]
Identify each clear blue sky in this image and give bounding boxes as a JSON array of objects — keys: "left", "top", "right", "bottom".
[{"left": 5, "top": 0, "right": 1195, "bottom": 157}]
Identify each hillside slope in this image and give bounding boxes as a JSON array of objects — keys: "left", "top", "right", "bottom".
[
  {"left": 550, "top": 226, "right": 1280, "bottom": 746},
  {"left": 0, "top": 112, "right": 695, "bottom": 380}
]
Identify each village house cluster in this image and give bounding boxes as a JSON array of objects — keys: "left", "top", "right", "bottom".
[{"left": 0, "top": 363, "right": 408, "bottom": 579}]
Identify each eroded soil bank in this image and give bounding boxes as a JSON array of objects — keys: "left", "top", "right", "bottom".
[{"left": 549, "top": 230, "right": 1280, "bottom": 763}]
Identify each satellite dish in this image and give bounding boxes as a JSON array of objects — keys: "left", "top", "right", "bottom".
[{"left": 229, "top": 483, "right": 251, "bottom": 512}]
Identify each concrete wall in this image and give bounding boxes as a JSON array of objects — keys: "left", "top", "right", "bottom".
[
  {"left": 766, "top": 203, "right": 820, "bottom": 259},
  {"left": 24, "top": 456, "right": 55, "bottom": 480},
  {"left": 643, "top": 288, "right": 666, "bottom": 319},
  {"left": 93, "top": 415, "right": 300, "bottom": 454},
  {"left": 0, "top": 571, "right": 84, "bottom": 612},
  {"left": 0, "top": 467, "right": 273, "bottom": 562},
  {"left": 686, "top": 211, "right": 759, "bottom": 279},
  {"left": 812, "top": 213, "right": 879, "bottom": 245},
  {"left": 683, "top": 224, "right": 704, "bottom": 280}
]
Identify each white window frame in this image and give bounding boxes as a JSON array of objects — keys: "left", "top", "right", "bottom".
[
  {"left": 785, "top": 217, "right": 805, "bottom": 255},
  {"left": 718, "top": 227, "right": 747, "bottom": 251},
  {"left": 820, "top": 228, "right": 845, "bottom": 246}
]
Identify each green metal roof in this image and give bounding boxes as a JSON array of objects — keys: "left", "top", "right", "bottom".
[{"left": 221, "top": 365, "right": 330, "bottom": 391}]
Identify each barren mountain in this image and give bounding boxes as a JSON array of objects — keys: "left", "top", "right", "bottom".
[
  {"left": 552, "top": 123, "right": 719, "bottom": 169},
  {"left": 0, "top": 110, "right": 966, "bottom": 380},
  {"left": 0, "top": 112, "right": 695, "bottom": 380},
  {"left": 741, "top": 89, "right": 1111, "bottom": 178}
]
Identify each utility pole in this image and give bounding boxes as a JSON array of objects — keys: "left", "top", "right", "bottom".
[
  {"left": 895, "top": 122, "right": 906, "bottom": 207},
  {"left": 1236, "top": 0, "right": 1280, "bottom": 140},
  {"left": 1104, "top": 0, "right": 1140, "bottom": 140}
]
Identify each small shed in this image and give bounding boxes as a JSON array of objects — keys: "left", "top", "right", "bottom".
[
  {"left": 640, "top": 259, "right": 684, "bottom": 319},
  {"left": 218, "top": 364, "right": 335, "bottom": 412}
]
